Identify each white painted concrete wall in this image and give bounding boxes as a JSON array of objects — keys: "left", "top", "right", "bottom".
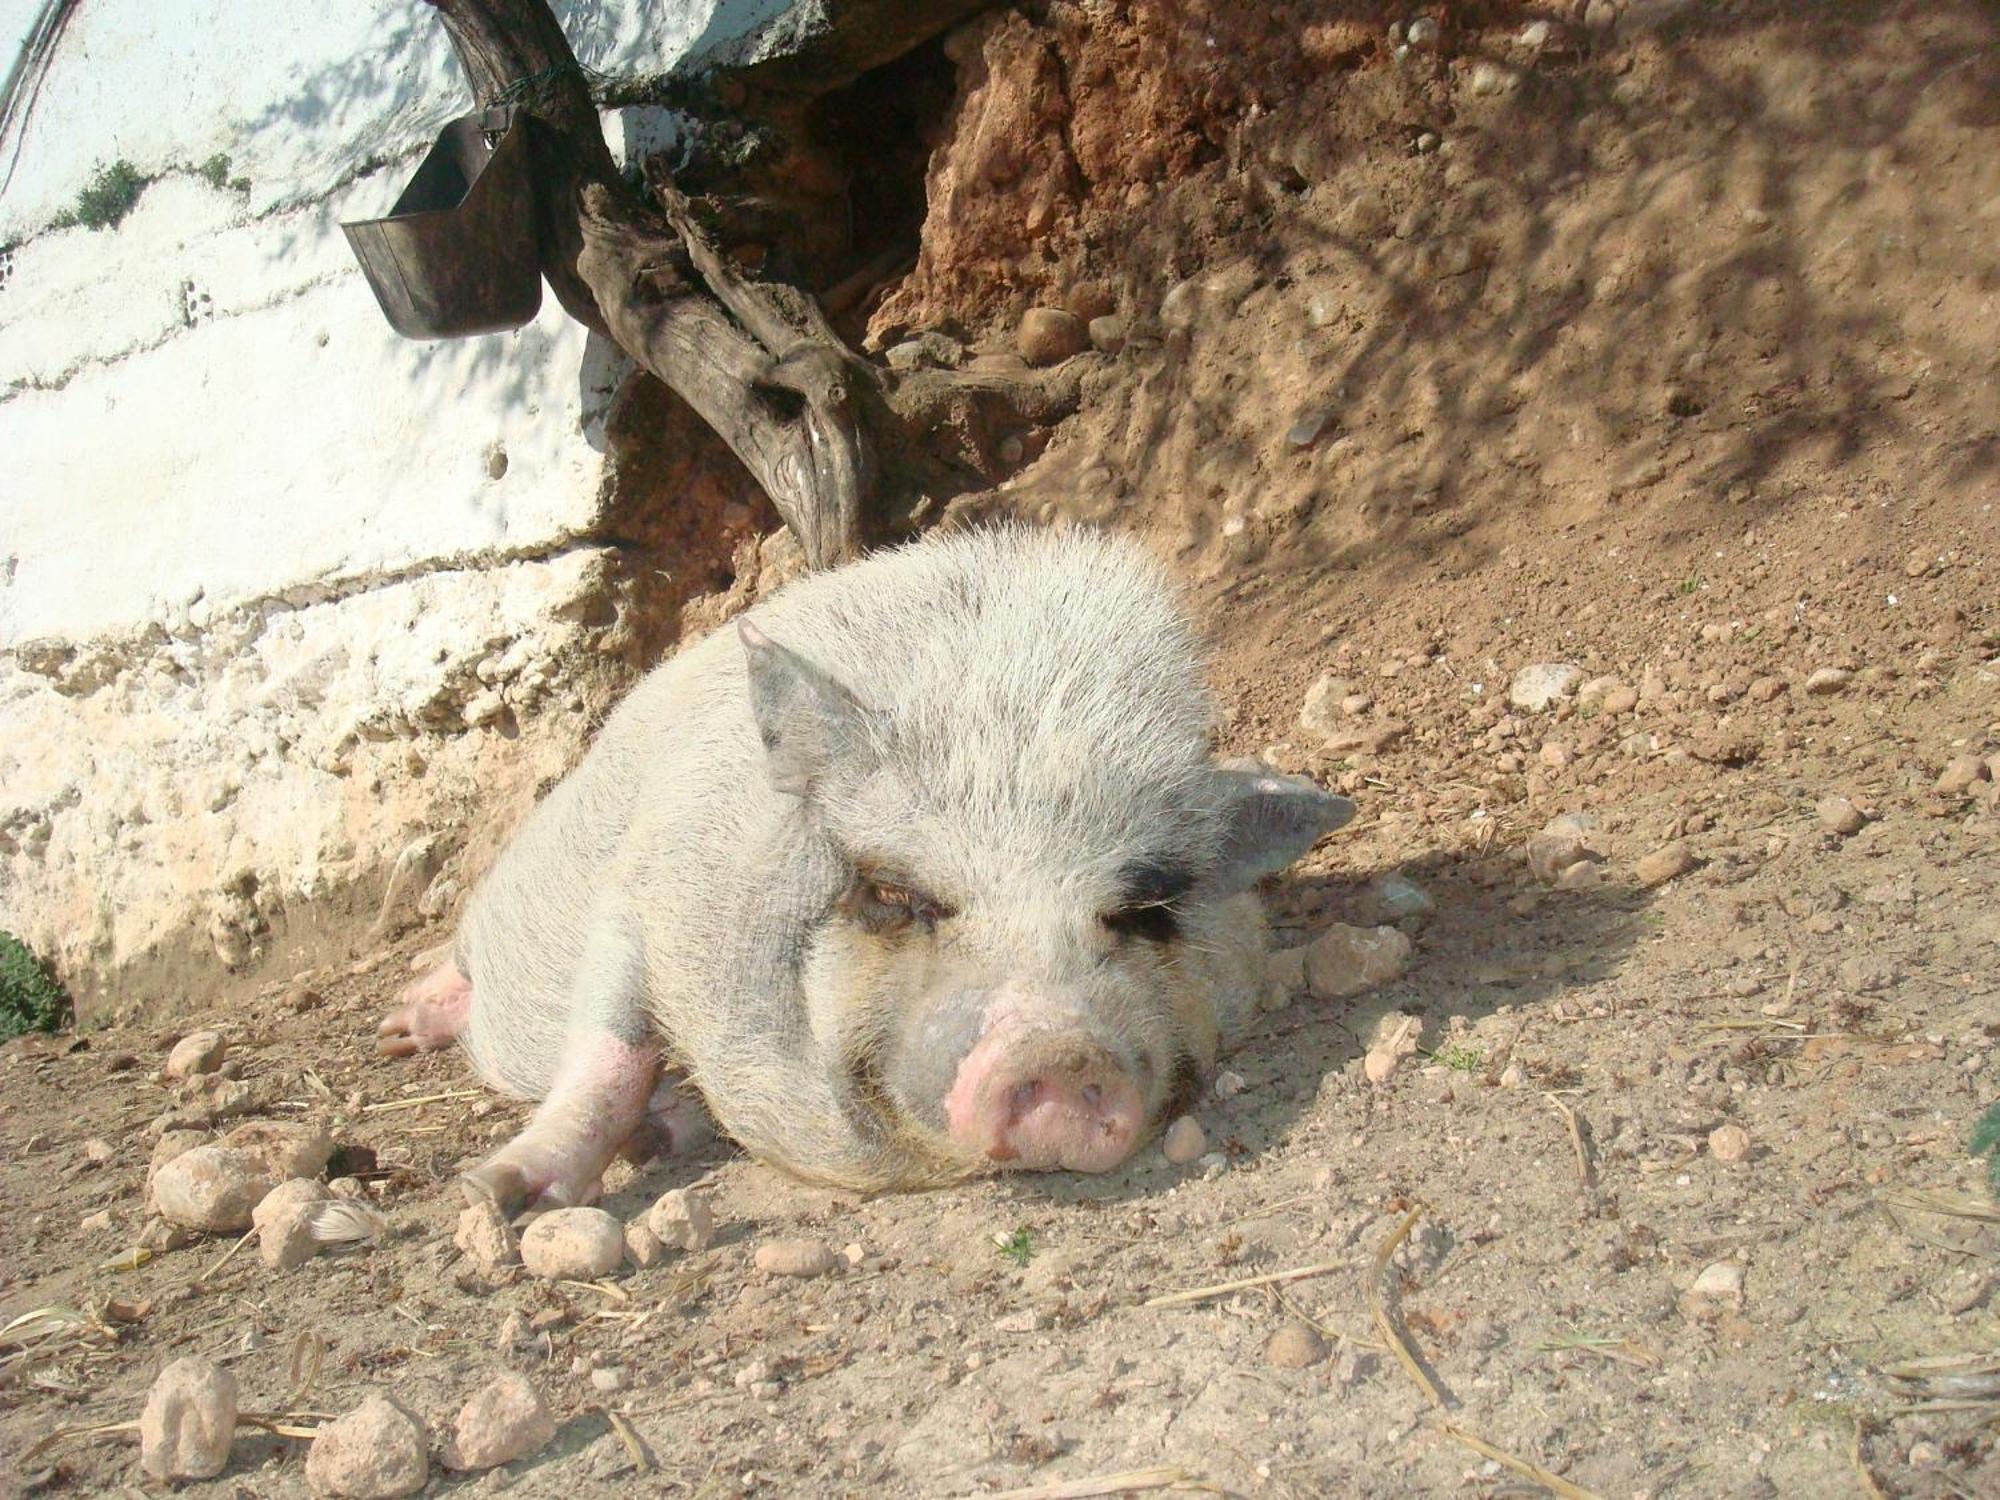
[{"left": 0, "top": 0, "right": 791, "bottom": 1009}]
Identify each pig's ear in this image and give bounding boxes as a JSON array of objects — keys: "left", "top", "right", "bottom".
[
  {"left": 738, "top": 618, "right": 875, "bottom": 797},
  {"left": 1206, "top": 768, "right": 1355, "bottom": 893}
]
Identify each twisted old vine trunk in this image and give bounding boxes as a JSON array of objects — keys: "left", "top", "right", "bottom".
[{"left": 421, "top": 0, "right": 1072, "bottom": 568}]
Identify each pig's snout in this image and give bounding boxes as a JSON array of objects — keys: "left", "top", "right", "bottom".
[{"left": 943, "top": 1027, "right": 1146, "bottom": 1173}]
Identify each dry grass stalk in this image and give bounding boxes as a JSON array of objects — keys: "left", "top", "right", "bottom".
[
  {"left": 1877, "top": 1190, "right": 2000, "bottom": 1224},
  {"left": 198, "top": 1227, "right": 257, "bottom": 1284},
  {"left": 972, "top": 1466, "right": 1193, "bottom": 1499},
  {"left": 1142, "top": 1260, "right": 1344, "bottom": 1309},
  {"left": 605, "top": 1407, "right": 656, "bottom": 1472},
  {"left": 1441, "top": 1421, "right": 1604, "bottom": 1500},
  {"left": 1367, "top": 1203, "right": 1449, "bottom": 1410},
  {"left": 1851, "top": 1421, "right": 1887, "bottom": 1500},
  {"left": 1543, "top": 1093, "right": 1598, "bottom": 1204},
  {"left": 363, "top": 1088, "right": 485, "bottom": 1114}
]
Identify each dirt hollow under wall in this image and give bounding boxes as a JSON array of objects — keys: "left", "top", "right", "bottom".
[{"left": 4, "top": 3, "right": 1998, "bottom": 1497}]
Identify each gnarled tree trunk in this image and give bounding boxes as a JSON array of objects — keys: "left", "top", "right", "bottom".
[{"left": 420, "top": 0, "right": 1071, "bottom": 569}]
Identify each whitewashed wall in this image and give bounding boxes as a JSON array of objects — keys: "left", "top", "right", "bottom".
[{"left": 0, "top": 0, "right": 786, "bottom": 1013}]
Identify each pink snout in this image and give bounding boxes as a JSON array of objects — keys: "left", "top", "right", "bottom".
[{"left": 943, "top": 1028, "right": 1146, "bottom": 1173}]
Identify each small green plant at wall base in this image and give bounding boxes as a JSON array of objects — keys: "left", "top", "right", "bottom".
[
  {"left": 197, "top": 153, "right": 251, "bottom": 194},
  {"left": 1973, "top": 1103, "right": 2000, "bottom": 1193},
  {"left": 993, "top": 1226, "right": 1036, "bottom": 1268},
  {"left": 0, "top": 932, "right": 69, "bottom": 1039},
  {"left": 51, "top": 159, "right": 152, "bottom": 230}
]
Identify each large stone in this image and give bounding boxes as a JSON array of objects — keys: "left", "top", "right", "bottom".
[
  {"left": 306, "top": 1394, "right": 429, "bottom": 1498},
  {"left": 519, "top": 1207, "right": 624, "bottom": 1280},
  {"left": 1016, "top": 307, "right": 1090, "bottom": 366},
  {"left": 225, "top": 1120, "right": 335, "bottom": 1180},
  {"left": 140, "top": 1357, "right": 238, "bottom": 1480},
  {"left": 1304, "top": 924, "right": 1413, "bottom": 1000},
  {"left": 164, "top": 1029, "right": 227, "bottom": 1079},
  {"left": 446, "top": 1372, "right": 557, "bottom": 1470},
  {"left": 150, "top": 1145, "right": 275, "bottom": 1233}
]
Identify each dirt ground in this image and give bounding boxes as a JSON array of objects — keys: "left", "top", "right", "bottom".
[{"left": 4, "top": 2, "right": 1998, "bottom": 1497}]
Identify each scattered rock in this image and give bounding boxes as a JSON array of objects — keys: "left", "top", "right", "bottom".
[
  {"left": 1816, "top": 795, "right": 1865, "bottom": 836},
  {"left": 755, "top": 1237, "right": 839, "bottom": 1278},
  {"left": 150, "top": 1145, "right": 275, "bottom": 1233},
  {"left": 164, "top": 1029, "right": 227, "bottom": 1080},
  {"left": 1286, "top": 409, "right": 1331, "bottom": 448},
  {"left": 255, "top": 1177, "right": 331, "bottom": 1271},
  {"left": 447, "top": 1372, "right": 556, "bottom": 1471},
  {"left": 1747, "top": 675, "right": 1786, "bottom": 703},
  {"left": 1340, "top": 693, "right": 1374, "bottom": 717},
  {"left": 1634, "top": 843, "right": 1698, "bottom": 888},
  {"left": 1707, "top": 1125, "right": 1752, "bottom": 1164},
  {"left": 1298, "top": 673, "right": 1353, "bottom": 737},
  {"left": 519, "top": 1207, "right": 624, "bottom": 1281},
  {"left": 83, "top": 1137, "right": 115, "bottom": 1166},
  {"left": 1213, "top": 1070, "right": 1246, "bottom": 1099},
  {"left": 1555, "top": 860, "right": 1603, "bottom": 891},
  {"left": 1162, "top": 1115, "right": 1207, "bottom": 1164},
  {"left": 1304, "top": 923, "right": 1413, "bottom": 1000},
  {"left": 1519, "top": 19, "right": 1556, "bottom": 49},
  {"left": 140, "top": 1356, "right": 238, "bottom": 1481},
  {"left": 1936, "top": 754, "right": 1992, "bottom": 796},
  {"left": 1320, "top": 719, "right": 1409, "bottom": 755},
  {"left": 624, "top": 1221, "right": 666, "bottom": 1269},
  {"left": 1690, "top": 1261, "right": 1746, "bottom": 1302},
  {"left": 645, "top": 1188, "right": 716, "bottom": 1253},
  {"left": 1803, "top": 667, "right": 1852, "bottom": 696},
  {"left": 1526, "top": 814, "right": 1602, "bottom": 884},
  {"left": 1508, "top": 663, "right": 1584, "bottom": 712},
  {"left": 1086, "top": 314, "right": 1126, "bottom": 354},
  {"left": 589, "top": 1365, "right": 628, "bottom": 1393},
  {"left": 306, "top": 1393, "right": 430, "bottom": 1498},
  {"left": 1405, "top": 15, "right": 1439, "bottom": 49},
  {"left": 1016, "top": 307, "right": 1089, "bottom": 366},
  {"left": 1264, "top": 1323, "right": 1329, "bottom": 1369},
  {"left": 1498, "top": 1063, "right": 1527, "bottom": 1089},
  {"left": 455, "top": 1200, "right": 519, "bottom": 1277},
  {"left": 1360, "top": 873, "right": 1435, "bottom": 924},
  {"left": 225, "top": 1121, "right": 335, "bottom": 1180},
  {"left": 1469, "top": 60, "right": 1513, "bottom": 96},
  {"left": 1363, "top": 1049, "right": 1401, "bottom": 1086}
]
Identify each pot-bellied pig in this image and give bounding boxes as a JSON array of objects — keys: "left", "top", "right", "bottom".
[{"left": 379, "top": 525, "right": 1353, "bottom": 1205}]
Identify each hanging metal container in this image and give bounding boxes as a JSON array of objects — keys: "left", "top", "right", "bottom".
[{"left": 341, "top": 109, "right": 542, "bottom": 340}]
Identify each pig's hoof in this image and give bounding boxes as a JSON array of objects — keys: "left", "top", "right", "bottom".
[
  {"left": 460, "top": 1159, "right": 597, "bottom": 1216},
  {"left": 377, "top": 962, "right": 472, "bottom": 1058}
]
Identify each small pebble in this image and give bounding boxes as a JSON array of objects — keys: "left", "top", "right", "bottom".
[
  {"left": 1264, "top": 1323, "right": 1329, "bottom": 1369},
  {"left": 1508, "top": 663, "right": 1583, "bottom": 712},
  {"left": 1708, "top": 1125, "right": 1752, "bottom": 1164},
  {"left": 306, "top": 1393, "right": 430, "bottom": 1498},
  {"left": 456, "top": 1199, "right": 519, "bottom": 1276},
  {"left": 1363, "top": 1049, "right": 1400, "bottom": 1086},
  {"left": 1634, "top": 843, "right": 1697, "bottom": 888},
  {"left": 1498, "top": 1063, "right": 1526, "bottom": 1089},
  {"left": 1405, "top": 15, "right": 1439, "bottom": 48},
  {"left": 1908, "top": 1442, "right": 1942, "bottom": 1469},
  {"left": 624, "top": 1221, "right": 666, "bottom": 1269},
  {"left": 1747, "top": 674, "right": 1786, "bottom": 703},
  {"left": 1016, "top": 307, "right": 1089, "bottom": 366},
  {"left": 255, "top": 1177, "right": 331, "bottom": 1271},
  {"left": 83, "top": 1137, "right": 116, "bottom": 1166},
  {"left": 1304, "top": 923, "right": 1413, "bottom": 1000},
  {"left": 1803, "top": 667, "right": 1852, "bottom": 695},
  {"left": 519, "top": 1207, "right": 624, "bottom": 1281},
  {"left": 1936, "top": 754, "right": 1991, "bottom": 796},
  {"left": 165, "top": 1029, "right": 227, "bottom": 1080},
  {"left": 1162, "top": 1115, "right": 1208, "bottom": 1164},
  {"left": 1213, "top": 1070, "right": 1246, "bottom": 1099},
  {"left": 755, "top": 1237, "right": 839, "bottom": 1278},
  {"left": 588, "top": 1366, "right": 628, "bottom": 1394},
  {"left": 1816, "top": 795, "right": 1865, "bottom": 835},
  {"left": 140, "top": 1356, "right": 238, "bottom": 1480},
  {"left": 1691, "top": 1261, "right": 1746, "bottom": 1300},
  {"left": 645, "top": 1187, "right": 716, "bottom": 1253},
  {"left": 447, "top": 1372, "right": 555, "bottom": 1471},
  {"left": 150, "top": 1145, "right": 274, "bottom": 1233}
]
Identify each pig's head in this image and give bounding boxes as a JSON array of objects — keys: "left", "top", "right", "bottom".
[{"left": 736, "top": 534, "right": 1352, "bottom": 1180}]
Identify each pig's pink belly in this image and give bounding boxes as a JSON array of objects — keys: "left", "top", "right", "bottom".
[{"left": 941, "top": 1021, "right": 1146, "bottom": 1173}]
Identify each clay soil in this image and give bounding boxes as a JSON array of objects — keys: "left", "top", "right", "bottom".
[{"left": 4, "top": 3, "right": 1997, "bottom": 1496}]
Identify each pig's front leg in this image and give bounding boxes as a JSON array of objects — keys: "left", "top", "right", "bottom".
[{"left": 460, "top": 910, "right": 662, "bottom": 1213}]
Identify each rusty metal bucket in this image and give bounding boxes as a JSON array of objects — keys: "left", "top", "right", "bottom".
[{"left": 341, "top": 109, "right": 542, "bottom": 340}]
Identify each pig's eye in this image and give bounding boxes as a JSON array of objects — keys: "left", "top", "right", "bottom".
[
  {"left": 1101, "top": 901, "right": 1180, "bottom": 944},
  {"left": 848, "top": 877, "right": 954, "bottom": 934}
]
